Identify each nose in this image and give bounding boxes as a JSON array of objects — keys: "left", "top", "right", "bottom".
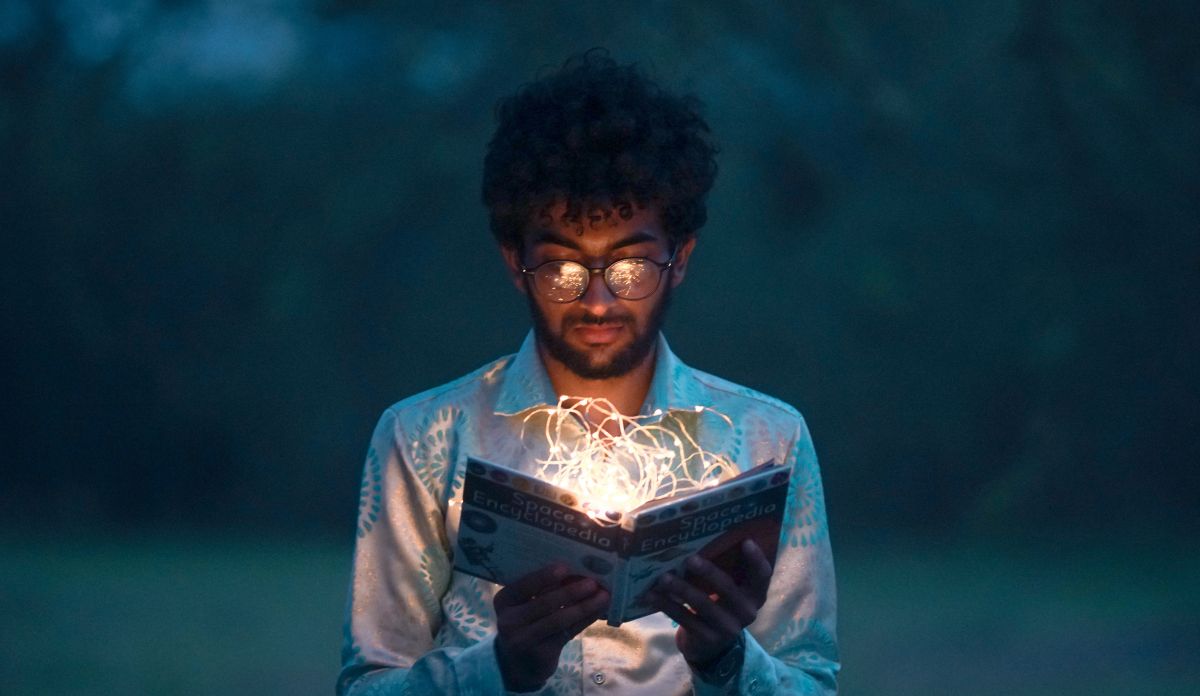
[{"left": 578, "top": 268, "right": 618, "bottom": 315}]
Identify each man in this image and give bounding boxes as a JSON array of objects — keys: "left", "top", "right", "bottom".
[{"left": 339, "top": 52, "right": 838, "bottom": 695}]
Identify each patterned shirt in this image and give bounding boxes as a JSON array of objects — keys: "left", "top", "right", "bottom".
[{"left": 339, "top": 332, "right": 839, "bottom": 695}]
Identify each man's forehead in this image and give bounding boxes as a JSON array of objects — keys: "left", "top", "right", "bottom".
[
  {"left": 523, "top": 201, "right": 666, "bottom": 249},
  {"left": 525, "top": 228, "right": 664, "bottom": 255}
]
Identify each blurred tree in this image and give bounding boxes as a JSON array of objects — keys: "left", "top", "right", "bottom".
[{"left": 1, "top": 0, "right": 1196, "bottom": 539}]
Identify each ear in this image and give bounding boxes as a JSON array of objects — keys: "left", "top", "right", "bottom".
[
  {"left": 668, "top": 237, "right": 697, "bottom": 288},
  {"left": 499, "top": 244, "right": 528, "bottom": 295}
]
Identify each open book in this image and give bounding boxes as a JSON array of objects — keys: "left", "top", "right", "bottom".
[{"left": 452, "top": 456, "right": 791, "bottom": 626}]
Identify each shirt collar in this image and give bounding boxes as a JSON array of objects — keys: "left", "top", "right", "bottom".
[
  {"left": 494, "top": 330, "right": 708, "bottom": 417},
  {"left": 494, "top": 331, "right": 558, "bottom": 415}
]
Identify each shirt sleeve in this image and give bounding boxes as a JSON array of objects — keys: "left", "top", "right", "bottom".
[
  {"left": 693, "top": 416, "right": 840, "bottom": 696},
  {"left": 337, "top": 408, "right": 507, "bottom": 696}
]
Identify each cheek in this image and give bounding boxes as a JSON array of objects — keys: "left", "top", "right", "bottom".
[
  {"left": 630, "top": 293, "right": 663, "bottom": 319},
  {"left": 531, "top": 298, "right": 567, "bottom": 326}
]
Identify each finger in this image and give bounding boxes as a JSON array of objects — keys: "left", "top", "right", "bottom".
[
  {"left": 643, "top": 582, "right": 691, "bottom": 616},
  {"left": 525, "top": 590, "right": 604, "bottom": 643},
  {"left": 742, "top": 539, "right": 774, "bottom": 602},
  {"left": 497, "top": 582, "right": 602, "bottom": 654},
  {"left": 498, "top": 575, "right": 598, "bottom": 634},
  {"left": 495, "top": 563, "right": 568, "bottom": 611},
  {"left": 685, "top": 555, "right": 758, "bottom": 627},
  {"left": 648, "top": 588, "right": 720, "bottom": 642},
  {"left": 526, "top": 587, "right": 610, "bottom": 644},
  {"left": 659, "top": 572, "right": 742, "bottom": 637},
  {"left": 654, "top": 572, "right": 703, "bottom": 609},
  {"left": 520, "top": 576, "right": 604, "bottom": 626},
  {"left": 557, "top": 590, "right": 609, "bottom": 642}
]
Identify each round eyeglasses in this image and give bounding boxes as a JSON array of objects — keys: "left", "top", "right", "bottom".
[{"left": 519, "top": 249, "right": 677, "bottom": 303}]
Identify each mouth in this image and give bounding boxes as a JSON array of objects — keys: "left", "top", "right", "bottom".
[{"left": 572, "top": 322, "right": 626, "bottom": 345}]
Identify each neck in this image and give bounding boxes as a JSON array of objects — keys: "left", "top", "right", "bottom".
[{"left": 538, "top": 344, "right": 657, "bottom": 418}]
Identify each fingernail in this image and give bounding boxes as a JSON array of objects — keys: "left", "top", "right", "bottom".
[{"left": 687, "top": 556, "right": 703, "bottom": 570}]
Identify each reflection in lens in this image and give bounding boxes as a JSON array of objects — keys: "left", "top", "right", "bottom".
[
  {"left": 608, "top": 259, "right": 654, "bottom": 299},
  {"left": 539, "top": 261, "right": 588, "bottom": 302}
]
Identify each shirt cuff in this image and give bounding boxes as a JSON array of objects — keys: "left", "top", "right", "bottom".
[
  {"left": 737, "top": 630, "right": 775, "bottom": 695},
  {"left": 452, "top": 634, "right": 506, "bottom": 693},
  {"left": 690, "top": 630, "right": 772, "bottom": 696},
  {"left": 456, "top": 634, "right": 559, "bottom": 696}
]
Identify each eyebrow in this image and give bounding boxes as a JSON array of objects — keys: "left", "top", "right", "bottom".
[{"left": 529, "top": 229, "right": 661, "bottom": 252}]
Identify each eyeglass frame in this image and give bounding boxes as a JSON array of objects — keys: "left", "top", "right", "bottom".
[{"left": 517, "top": 245, "right": 679, "bottom": 303}]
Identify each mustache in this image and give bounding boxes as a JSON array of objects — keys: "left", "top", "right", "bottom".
[{"left": 570, "top": 312, "right": 632, "bottom": 327}]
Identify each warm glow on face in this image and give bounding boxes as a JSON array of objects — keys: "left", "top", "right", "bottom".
[{"left": 523, "top": 396, "right": 731, "bottom": 524}]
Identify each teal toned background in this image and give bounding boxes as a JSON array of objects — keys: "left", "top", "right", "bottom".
[{"left": 2, "top": 1, "right": 1197, "bottom": 694}]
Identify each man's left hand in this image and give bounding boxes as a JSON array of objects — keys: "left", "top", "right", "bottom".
[{"left": 645, "top": 539, "right": 773, "bottom": 667}]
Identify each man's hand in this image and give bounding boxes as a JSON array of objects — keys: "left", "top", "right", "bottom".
[
  {"left": 645, "top": 539, "right": 773, "bottom": 669},
  {"left": 494, "top": 563, "right": 610, "bottom": 692}
]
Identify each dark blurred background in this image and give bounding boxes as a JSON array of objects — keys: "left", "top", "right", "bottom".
[{"left": 2, "top": 1, "right": 1198, "bottom": 694}]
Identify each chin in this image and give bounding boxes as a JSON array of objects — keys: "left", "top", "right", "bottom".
[{"left": 564, "top": 341, "right": 650, "bottom": 380}]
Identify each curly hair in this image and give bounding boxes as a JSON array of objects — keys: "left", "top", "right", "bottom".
[{"left": 482, "top": 50, "right": 718, "bottom": 249}]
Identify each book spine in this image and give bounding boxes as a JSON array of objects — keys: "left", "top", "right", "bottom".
[{"left": 605, "top": 554, "right": 630, "bottom": 627}]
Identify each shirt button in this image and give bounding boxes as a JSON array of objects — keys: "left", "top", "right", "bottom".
[{"left": 592, "top": 672, "right": 606, "bottom": 685}]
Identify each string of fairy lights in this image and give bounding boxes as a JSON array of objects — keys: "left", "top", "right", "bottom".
[{"left": 520, "top": 396, "right": 732, "bottom": 524}]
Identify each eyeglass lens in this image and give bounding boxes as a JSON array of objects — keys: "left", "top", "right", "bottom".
[{"left": 534, "top": 258, "right": 662, "bottom": 302}]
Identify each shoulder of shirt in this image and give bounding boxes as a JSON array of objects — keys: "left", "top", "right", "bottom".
[
  {"left": 383, "top": 353, "right": 514, "bottom": 418},
  {"left": 685, "top": 364, "right": 804, "bottom": 427}
]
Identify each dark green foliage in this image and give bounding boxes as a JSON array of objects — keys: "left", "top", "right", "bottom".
[{"left": 1, "top": 1, "right": 1196, "bottom": 539}]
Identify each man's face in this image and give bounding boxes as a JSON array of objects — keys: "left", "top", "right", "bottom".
[{"left": 502, "top": 205, "right": 695, "bottom": 380}]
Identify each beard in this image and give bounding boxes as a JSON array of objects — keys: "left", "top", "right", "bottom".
[{"left": 528, "top": 283, "right": 672, "bottom": 380}]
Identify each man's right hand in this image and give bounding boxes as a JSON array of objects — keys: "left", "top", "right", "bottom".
[{"left": 493, "top": 563, "right": 610, "bottom": 692}]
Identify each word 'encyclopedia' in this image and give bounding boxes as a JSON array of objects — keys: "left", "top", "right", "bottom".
[{"left": 468, "top": 489, "right": 613, "bottom": 547}]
